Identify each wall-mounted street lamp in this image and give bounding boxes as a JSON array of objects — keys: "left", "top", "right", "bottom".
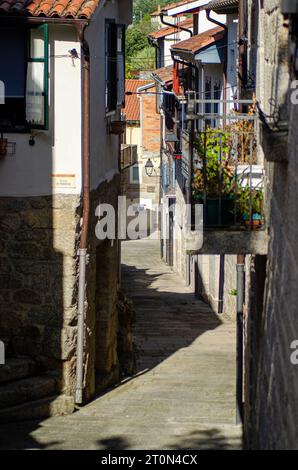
[
  {"left": 145, "top": 158, "right": 154, "bottom": 177},
  {"left": 145, "top": 158, "right": 161, "bottom": 177}
]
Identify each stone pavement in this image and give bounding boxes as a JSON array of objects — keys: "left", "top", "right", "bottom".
[{"left": 0, "top": 238, "right": 242, "bottom": 450}]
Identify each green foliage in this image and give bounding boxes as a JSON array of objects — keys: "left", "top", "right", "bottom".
[
  {"left": 126, "top": 0, "right": 176, "bottom": 76},
  {"left": 237, "top": 187, "right": 264, "bottom": 219},
  {"left": 192, "top": 129, "right": 264, "bottom": 225},
  {"left": 133, "top": 0, "right": 173, "bottom": 22},
  {"left": 126, "top": 19, "right": 154, "bottom": 57},
  {"left": 193, "top": 130, "right": 235, "bottom": 198},
  {"left": 126, "top": 15, "right": 156, "bottom": 77},
  {"left": 129, "top": 46, "right": 156, "bottom": 71}
]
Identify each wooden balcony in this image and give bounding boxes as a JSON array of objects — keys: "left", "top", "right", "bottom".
[{"left": 120, "top": 144, "right": 138, "bottom": 170}]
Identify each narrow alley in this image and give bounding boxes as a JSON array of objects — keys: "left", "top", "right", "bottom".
[{"left": 0, "top": 239, "right": 241, "bottom": 450}]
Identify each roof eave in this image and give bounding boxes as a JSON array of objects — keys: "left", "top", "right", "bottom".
[
  {"left": 171, "top": 48, "right": 195, "bottom": 62},
  {"left": 206, "top": 6, "right": 238, "bottom": 14},
  {"left": 0, "top": 15, "right": 89, "bottom": 26},
  {"left": 204, "top": 0, "right": 239, "bottom": 14}
]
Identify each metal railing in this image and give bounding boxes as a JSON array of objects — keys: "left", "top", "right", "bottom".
[{"left": 185, "top": 96, "right": 264, "bottom": 229}]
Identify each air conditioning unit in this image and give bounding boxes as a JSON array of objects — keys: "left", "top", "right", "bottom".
[{"left": 281, "top": 0, "right": 298, "bottom": 14}]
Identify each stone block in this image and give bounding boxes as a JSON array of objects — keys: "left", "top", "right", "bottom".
[{"left": 43, "top": 326, "right": 76, "bottom": 361}]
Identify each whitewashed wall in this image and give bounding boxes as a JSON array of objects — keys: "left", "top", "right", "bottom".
[
  {"left": 0, "top": 25, "right": 82, "bottom": 197},
  {"left": 162, "top": 11, "right": 226, "bottom": 67},
  {"left": 126, "top": 125, "right": 141, "bottom": 154},
  {"left": 197, "top": 10, "right": 226, "bottom": 33},
  {"left": 164, "top": 30, "right": 192, "bottom": 66},
  {"left": 0, "top": 0, "right": 132, "bottom": 197},
  {"left": 85, "top": 0, "right": 122, "bottom": 192}
]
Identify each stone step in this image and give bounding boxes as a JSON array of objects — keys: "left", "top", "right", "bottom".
[
  {"left": 0, "top": 357, "right": 38, "bottom": 385},
  {"left": 0, "top": 374, "right": 57, "bottom": 410},
  {"left": 0, "top": 394, "right": 75, "bottom": 423}
]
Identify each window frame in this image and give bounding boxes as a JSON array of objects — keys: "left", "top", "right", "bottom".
[
  {"left": 0, "top": 25, "right": 27, "bottom": 132},
  {"left": 116, "top": 24, "right": 126, "bottom": 108},
  {"left": 27, "top": 23, "right": 49, "bottom": 130},
  {"left": 105, "top": 19, "right": 117, "bottom": 114},
  {"left": 130, "top": 164, "right": 142, "bottom": 184},
  {"left": 105, "top": 20, "right": 126, "bottom": 114},
  {"left": 0, "top": 23, "right": 49, "bottom": 133}
]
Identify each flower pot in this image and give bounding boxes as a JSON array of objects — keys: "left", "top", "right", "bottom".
[{"left": 243, "top": 213, "right": 263, "bottom": 229}]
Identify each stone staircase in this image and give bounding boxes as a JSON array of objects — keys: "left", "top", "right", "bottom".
[{"left": 0, "top": 357, "right": 74, "bottom": 423}]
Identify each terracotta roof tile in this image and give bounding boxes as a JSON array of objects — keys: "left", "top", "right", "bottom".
[
  {"left": 123, "top": 80, "right": 154, "bottom": 122},
  {"left": 0, "top": 0, "right": 100, "bottom": 19},
  {"left": 205, "top": 0, "right": 238, "bottom": 14},
  {"left": 171, "top": 26, "right": 224, "bottom": 54},
  {"left": 149, "top": 17, "right": 193, "bottom": 40}
]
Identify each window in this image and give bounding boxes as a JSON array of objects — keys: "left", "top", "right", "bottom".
[
  {"left": 0, "top": 24, "right": 49, "bottom": 131},
  {"left": 105, "top": 21, "right": 125, "bottom": 113},
  {"left": 26, "top": 24, "right": 49, "bottom": 129},
  {"left": 204, "top": 76, "right": 221, "bottom": 127},
  {"left": 130, "top": 164, "right": 141, "bottom": 184}
]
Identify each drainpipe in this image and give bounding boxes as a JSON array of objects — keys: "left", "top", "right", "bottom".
[
  {"left": 137, "top": 85, "right": 145, "bottom": 155},
  {"left": 75, "top": 31, "right": 90, "bottom": 405},
  {"left": 206, "top": 9, "right": 228, "bottom": 119},
  {"left": 160, "top": 13, "right": 193, "bottom": 37},
  {"left": 75, "top": 0, "right": 108, "bottom": 405},
  {"left": 236, "top": 254, "right": 245, "bottom": 424}
]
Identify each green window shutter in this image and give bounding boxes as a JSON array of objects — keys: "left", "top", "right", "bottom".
[{"left": 26, "top": 23, "right": 49, "bottom": 130}]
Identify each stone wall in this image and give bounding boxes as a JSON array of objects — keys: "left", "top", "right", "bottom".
[
  {"left": 0, "top": 174, "right": 135, "bottom": 405},
  {"left": 0, "top": 194, "right": 81, "bottom": 396},
  {"left": 85, "top": 174, "right": 135, "bottom": 399},
  {"left": 244, "top": 1, "right": 298, "bottom": 449},
  {"left": 194, "top": 254, "right": 238, "bottom": 318}
]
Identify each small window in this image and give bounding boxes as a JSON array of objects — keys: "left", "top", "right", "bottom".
[
  {"left": 0, "top": 24, "right": 49, "bottom": 131},
  {"left": 204, "top": 76, "right": 221, "bottom": 127},
  {"left": 130, "top": 164, "right": 141, "bottom": 184},
  {"left": 105, "top": 21, "right": 125, "bottom": 113},
  {"left": 0, "top": 27, "right": 27, "bottom": 130},
  {"left": 26, "top": 24, "right": 49, "bottom": 129}
]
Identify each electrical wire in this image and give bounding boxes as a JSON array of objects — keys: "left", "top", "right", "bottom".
[{"left": 48, "top": 39, "right": 239, "bottom": 62}]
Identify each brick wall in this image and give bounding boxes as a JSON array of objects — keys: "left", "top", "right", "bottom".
[{"left": 142, "top": 93, "right": 161, "bottom": 154}]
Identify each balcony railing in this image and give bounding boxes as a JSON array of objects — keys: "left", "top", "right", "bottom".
[
  {"left": 185, "top": 96, "right": 265, "bottom": 230},
  {"left": 120, "top": 144, "right": 138, "bottom": 170}
]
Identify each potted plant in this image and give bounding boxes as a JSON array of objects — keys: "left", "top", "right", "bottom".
[
  {"left": 192, "top": 130, "right": 236, "bottom": 227},
  {"left": 237, "top": 186, "right": 264, "bottom": 229}
]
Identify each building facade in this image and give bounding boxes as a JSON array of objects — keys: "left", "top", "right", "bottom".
[
  {"left": 243, "top": 0, "right": 298, "bottom": 449},
  {"left": 0, "top": 0, "right": 133, "bottom": 420},
  {"left": 121, "top": 79, "right": 161, "bottom": 237}
]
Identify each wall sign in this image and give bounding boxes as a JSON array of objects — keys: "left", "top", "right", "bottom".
[{"left": 52, "top": 174, "right": 76, "bottom": 189}]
